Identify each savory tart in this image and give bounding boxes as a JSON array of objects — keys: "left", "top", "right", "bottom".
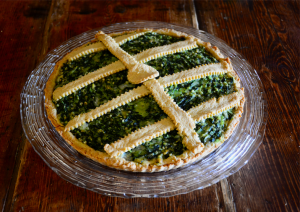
[{"left": 45, "top": 28, "right": 245, "bottom": 172}]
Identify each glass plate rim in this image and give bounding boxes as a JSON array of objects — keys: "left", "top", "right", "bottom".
[{"left": 20, "top": 21, "right": 268, "bottom": 198}]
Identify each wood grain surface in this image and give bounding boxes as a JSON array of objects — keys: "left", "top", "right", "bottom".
[
  {"left": 0, "top": 0, "right": 299, "bottom": 211},
  {"left": 195, "top": 1, "right": 300, "bottom": 211}
]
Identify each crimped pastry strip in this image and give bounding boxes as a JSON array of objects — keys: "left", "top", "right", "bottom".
[
  {"left": 188, "top": 88, "right": 244, "bottom": 122},
  {"left": 113, "top": 31, "right": 148, "bottom": 45},
  {"left": 104, "top": 118, "right": 175, "bottom": 157},
  {"left": 68, "top": 42, "right": 106, "bottom": 61},
  {"left": 133, "top": 40, "right": 197, "bottom": 63},
  {"left": 53, "top": 61, "right": 125, "bottom": 101},
  {"left": 65, "top": 86, "right": 150, "bottom": 131},
  {"left": 157, "top": 61, "right": 229, "bottom": 87}
]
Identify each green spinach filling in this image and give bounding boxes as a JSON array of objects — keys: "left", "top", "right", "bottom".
[
  {"left": 195, "top": 108, "right": 235, "bottom": 144},
  {"left": 165, "top": 74, "right": 236, "bottom": 111},
  {"left": 120, "top": 32, "right": 185, "bottom": 55},
  {"left": 146, "top": 47, "right": 219, "bottom": 77},
  {"left": 55, "top": 50, "right": 118, "bottom": 89},
  {"left": 123, "top": 130, "right": 186, "bottom": 164},
  {"left": 55, "top": 70, "right": 138, "bottom": 125},
  {"left": 71, "top": 95, "right": 167, "bottom": 151},
  {"left": 124, "top": 108, "right": 236, "bottom": 164}
]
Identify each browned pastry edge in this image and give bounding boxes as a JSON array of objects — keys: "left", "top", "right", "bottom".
[{"left": 44, "top": 28, "right": 245, "bottom": 172}]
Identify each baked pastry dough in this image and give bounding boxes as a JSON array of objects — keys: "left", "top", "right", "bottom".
[{"left": 45, "top": 28, "right": 245, "bottom": 172}]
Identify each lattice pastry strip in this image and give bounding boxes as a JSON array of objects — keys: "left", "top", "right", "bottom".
[
  {"left": 157, "top": 60, "right": 230, "bottom": 87},
  {"left": 64, "top": 85, "right": 150, "bottom": 131},
  {"left": 53, "top": 32, "right": 198, "bottom": 101},
  {"left": 53, "top": 61, "right": 126, "bottom": 101},
  {"left": 188, "top": 89, "right": 244, "bottom": 122},
  {"left": 68, "top": 42, "right": 106, "bottom": 61},
  {"left": 104, "top": 90, "right": 244, "bottom": 157},
  {"left": 113, "top": 31, "right": 149, "bottom": 46},
  {"left": 134, "top": 40, "right": 197, "bottom": 63},
  {"left": 104, "top": 118, "right": 175, "bottom": 158}
]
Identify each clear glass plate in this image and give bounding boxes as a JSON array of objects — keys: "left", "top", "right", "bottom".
[{"left": 20, "top": 21, "right": 267, "bottom": 198}]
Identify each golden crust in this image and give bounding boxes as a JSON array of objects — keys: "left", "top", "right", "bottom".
[
  {"left": 45, "top": 59, "right": 66, "bottom": 131},
  {"left": 108, "top": 28, "right": 153, "bottom": 38},
  {"left": 45, "top": 28, "right": 245, "bottom": 172},
  {"left": 154, "top": 28, "right": 194, "bottom": 39},
  {"left": 67, "top": 31, "right": 150, "bottom": 62},
  {"left": 195, "top": 39, "right": 224, "bottom": 60},
  {"left": 95, "top": 31, "right": 137, "bottom": 67}
]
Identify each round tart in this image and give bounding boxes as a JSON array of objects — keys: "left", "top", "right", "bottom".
[{"left": 45, "top": 28, "right": 245, "bottom": 172}]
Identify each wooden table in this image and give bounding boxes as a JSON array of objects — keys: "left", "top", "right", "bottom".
[{"left": 1, "top": 0, "right": 299, "bottom": 211}]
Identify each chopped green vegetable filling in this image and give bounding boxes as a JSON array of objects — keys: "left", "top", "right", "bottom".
[
  {"left": 165, "top": 74, "right": 236, "bottom": 111},
  {"left": 55, "top": 50, "right": 118, "bottom": 88},
  {"left": 146, "top": 47, "right": 219, "bottom": 77},
  {"left": 123, "top": 130, "right": 186, "bottom": 164},
  {"left": 195, "top": 108, "right": 236, "bottom": 144},
  {"left": 71, "top": 95, "right": 167, "bottom": 151},
  {"left": 120, "top": 32, "right": 185, "bottom": 55},
  {"left": 55, "top": 70, "right": 137, "bottom": 125}
]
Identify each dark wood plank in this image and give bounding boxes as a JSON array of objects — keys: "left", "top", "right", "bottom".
[
  {"left": 0, "top": 0, "right": 52, "bottom": 210},
  {"left": 46, "top": 0, "right": 198, "bottom": 50},
  {"left": 263, "top": 0, "right": 300, "bottom": 108},
  {"left": 195, "top": 0, "right": 300, "bottom": 211},
  {"left": 7, "top": 1, "right": 226, "bottom": 211}
]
